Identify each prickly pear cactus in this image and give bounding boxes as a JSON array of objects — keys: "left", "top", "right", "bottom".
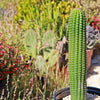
[
  {"left": 68, "top": 9, "right": 87, "bottom": 100},
  {"left": 42, "top": 30, "right": 57, "bottom": 60},
  {"left": 24, "top": 29, "right": 59, "bottom": 74},
  {"left": 24, "top": 29, "right": 39, "bottom": 58}
]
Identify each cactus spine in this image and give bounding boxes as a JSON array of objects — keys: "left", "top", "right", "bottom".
[{"left": 68, "top": 9, "right": 87, "bottom": 100}]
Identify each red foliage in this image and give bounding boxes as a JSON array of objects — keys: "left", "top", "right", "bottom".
[
  {"left": 0, "top": 33, "right": 20, "bottom": 80},
  {"left": 90, "top": 16, "right": 100, "bottom": 31},
  {"left": 0, "top": 33, "right": 30, "bottom": 80}
]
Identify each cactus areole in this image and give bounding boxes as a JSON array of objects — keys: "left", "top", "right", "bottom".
[{"left": 68, "top": 9, "right": 87, "bottom": 100}]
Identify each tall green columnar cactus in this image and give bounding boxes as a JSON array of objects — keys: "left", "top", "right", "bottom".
[{"left": 68, "top": 9, "right": 87, "bottom": 100}]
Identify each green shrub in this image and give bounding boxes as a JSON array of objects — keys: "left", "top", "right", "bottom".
[
  {"left": 0, "top": 33, "right": 21, "bottom": 80},
  {"left": 14, "top": 0, "right": 67, "bottom": 39}
]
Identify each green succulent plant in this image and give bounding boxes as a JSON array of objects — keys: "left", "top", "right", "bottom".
[
  {"left": 68, "top": 8, "right": 87, "bottom": 100},
  {"left": 24, "top": 29, "right": 59, "bottom": 75},
  {"left": 24, "top": 29, "right": 57, "bottom": 58},
  {"left": 24, "top": 29, "right": 38, "bottom": 58}
]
